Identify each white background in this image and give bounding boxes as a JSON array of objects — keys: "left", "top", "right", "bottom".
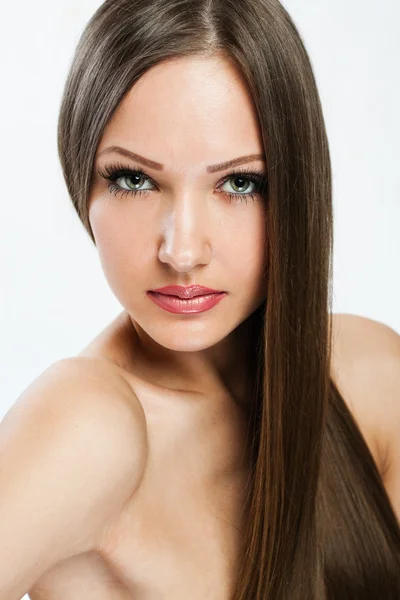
[{"left": 0, "top": 0, "right": 398, "bottom": 598}]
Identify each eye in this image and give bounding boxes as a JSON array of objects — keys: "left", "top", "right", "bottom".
[
  {"left": 96, "top": 162, "right": 268, "bottom": 204},
  {"left": 115, "top": 171, "right": 151, "bottom": 191},
  {"left": 218, "top": 171, "right": 267, "bottom": 204},
  {"left": 96, "top": 163, "right": 154, "bottom": 199}
]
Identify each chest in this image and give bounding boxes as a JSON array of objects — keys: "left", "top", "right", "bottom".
[{"left": 28, "top": 384, "right": 250, "bottom": 600}]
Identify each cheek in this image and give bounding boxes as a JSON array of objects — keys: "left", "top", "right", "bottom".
[
  {"left": 90, "top": 204, "right": 150, "bottom": 285},
  {"left": 227, "top": 209, "right": 267, "bottom": 279},
  {"left": 230, "top": 242, "right": 266, "bottom": 289}
]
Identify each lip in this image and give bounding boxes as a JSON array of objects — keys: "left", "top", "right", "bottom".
[
  {"left": 150, "top": 285, "right": 223, "bottom": 299},
  {"left": 147, "top": 290, "right": 227, "bottom": 314}
]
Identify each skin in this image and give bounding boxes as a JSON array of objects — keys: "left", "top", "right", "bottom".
[{"left": 88, "top": 53, "right": 268, "bottom": 413}]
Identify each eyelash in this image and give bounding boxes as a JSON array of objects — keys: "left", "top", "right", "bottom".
[{"left": 96, "top": 161, "right": 268, "bottom": 204}]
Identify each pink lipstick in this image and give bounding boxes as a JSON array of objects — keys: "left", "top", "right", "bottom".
[{"left": 147, "top": 285, "right": 227, "bottom": 314}]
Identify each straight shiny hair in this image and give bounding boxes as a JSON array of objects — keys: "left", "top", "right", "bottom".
[{"left": 57, "top": 0, "right": 400, "bottom": 598}]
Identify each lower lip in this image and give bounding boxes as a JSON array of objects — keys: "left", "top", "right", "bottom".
[{"left": 147, "top": 291, "right": 227, "bottom": 314}]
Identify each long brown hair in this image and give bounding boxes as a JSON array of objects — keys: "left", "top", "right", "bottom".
[{"left": 57, "top": 0, "right": 400, "bottom": 597}]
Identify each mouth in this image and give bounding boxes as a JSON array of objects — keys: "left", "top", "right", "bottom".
[
  {"left": 147, "top": 290, "right": 227, "bottom": 314},
  {"left": 150, "top": 285, "right": 224, "bottom": 299}
]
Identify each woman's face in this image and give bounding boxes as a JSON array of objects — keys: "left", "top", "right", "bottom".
[{"left": 88, "top": 54, "right": 268, "bottom": 355}]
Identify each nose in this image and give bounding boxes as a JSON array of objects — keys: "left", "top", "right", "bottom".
[{"left": 158, "top": 195, "right": 214, "bottom": 273}]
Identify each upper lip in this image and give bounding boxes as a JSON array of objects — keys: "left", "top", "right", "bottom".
[{"left": 150, "top": 285, "right": 223, "bottom": 299}]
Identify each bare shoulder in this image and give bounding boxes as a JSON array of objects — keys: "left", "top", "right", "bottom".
[
  {"left": 25, "top": 356, "right": 149, "bottom": 521},
  {"left": 330, "top": 312, "right": 400, "bottom": 521},
  {"left": 0, "top": 356, "right": 147, "bottom": 598}
]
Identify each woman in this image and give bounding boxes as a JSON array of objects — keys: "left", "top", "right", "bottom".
[{"left": 1, "top": 0, "right": 399, "bottom": 599}]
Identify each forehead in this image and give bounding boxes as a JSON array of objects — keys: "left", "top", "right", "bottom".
[{"left": 97, "top": 55, "right": 264, "bottom": 174}]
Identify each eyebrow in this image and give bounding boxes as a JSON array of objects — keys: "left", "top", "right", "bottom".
[{"left": 96, "top": 145, "right": 266, "bottom": 173}]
